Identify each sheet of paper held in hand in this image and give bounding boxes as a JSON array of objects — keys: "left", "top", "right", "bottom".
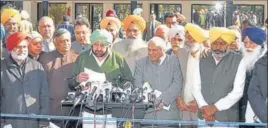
[{"left": 80, "top": 68, "right": 107, "bottom": 86}]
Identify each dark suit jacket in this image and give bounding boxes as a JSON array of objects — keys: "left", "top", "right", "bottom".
[
  {"left": 248, "top": 53, "right": 267, "bottom": 123},
  {"left": 143, "top": 20, "right": 161, "bottom": 41},
  {"left": 28, "top": 51, "right": 46, "bottom": 62}
]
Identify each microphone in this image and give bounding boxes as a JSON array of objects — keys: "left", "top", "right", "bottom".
[
  {"left": 87, "top": 86, "right": 98, "bottom": 107},
  {"left": 75, "top": 82, "right": 91, "bottom": 90},
  {"left": 73, "top": 92, "right": 85, "bottom": 107},
  {"left": 105, "top": 88, "right": 110, "bottom": 102},
  {"left": 90, "top": 86, "right": 97, "bottom": 95},
  {"left": 136, "top": 88, "right": 144, "bottom": 102}
]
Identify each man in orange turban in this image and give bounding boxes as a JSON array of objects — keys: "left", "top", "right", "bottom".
[
  {"left": 1, "top": 8, "right": 21, "bottom": 38},
  {"left": 100, "top": 17, "right": 122, "bottom": 44},
  {"left": 121, "top": 15, "right": 146, "bottom": 39},
  {"left": 112, "top": 15, "right": 147, "bottom": 73}
]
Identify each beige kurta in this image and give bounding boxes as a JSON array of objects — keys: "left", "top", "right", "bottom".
[{"left": 112, "top": 39, "right": 148, "bottom": 74}]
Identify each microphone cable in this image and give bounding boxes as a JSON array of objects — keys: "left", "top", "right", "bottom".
[
  {"left": 102, "top": 98, "right": 107, "bottom": 128},
  {"left": 93, "top": 95, "right": 98, "bottom": 128},
  {"left": 117, "top": 103, "right": 132, "bottom": 127},
  {"left": 75, "top": 92, "right": 87, "bottom": 128},
  {"left": 64, "top": 92, "right": 83, "bottom": 128},
  {"left": 64, "top": 104, "right": 76, "bottom": 128}
]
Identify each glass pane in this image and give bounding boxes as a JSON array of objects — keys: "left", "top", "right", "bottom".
[
  {"left": 150, "top": 4, "right": 182, "bottom": 23},
  {"left": 114, "top": 3, "right": 142, "bottom": 20},
  {"left": 0, "top": 1, "right": 23, "bottom": 10},
  {"left": 235, "top": 5, "right": 264, "bottom": 26},
  {"left": 91, "top": 4, "right": 103, "bottom": 31},
  {"left": 48, "top": 3, "right": 67, "bottom": 27},
  {"left": 75, "top": 4, "right": 89, "bottom": 19},
  {"left": 191, "top": 4, "right": 224, "bottom": 29}
]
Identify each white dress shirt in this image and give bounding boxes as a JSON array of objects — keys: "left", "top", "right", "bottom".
[
  {"left": 90, "top": 50, "right": 109, "bottom": 67},
  {"left": 192, "top": 56, "right": 246, "bottom": 111},
  {"left": 42, "top": 39, "right": 55, "bottom": 52}
]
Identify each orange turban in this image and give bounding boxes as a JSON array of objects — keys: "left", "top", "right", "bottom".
[
  {"left": 122, "top": 15, "right": 146, "bottom": 32},
  {"left": 100, "top": 17, "right": 121, "bottom": 30},
  {"left": 1, "top": 8, "right": 21, "bottom": 24}
]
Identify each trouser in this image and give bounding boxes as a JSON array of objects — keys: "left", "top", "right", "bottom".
[
  {"left": 180, "top": 111, "right": 198, "bottom": 128},
  {"left": 198, "top": 119, "right": 238, "bottom": 128}
]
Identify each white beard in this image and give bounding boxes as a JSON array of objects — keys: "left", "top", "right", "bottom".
[
  {"left": 242, "top": 46, "right": 262, "bottom": 72},
  {"left": 185, "top": 42, "right": 201, "bottom": 52},
  {"left": 126, "top": 38, "right": 147, "bottom": 52},
  {"left": 11, "top": 50, "right": 28, "bottom": 63}
]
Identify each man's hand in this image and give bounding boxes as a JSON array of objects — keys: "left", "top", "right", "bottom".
[
  {"left": 155, "top": 102, "right": 164, "bottom": 111},
  {"left": 204, "top": 115, "right": 216, "bottom": 127},
  {"left": 187, "top": 100, "right": 198, "bottom": 113},
  {"left": 176, "top": 96, "right": 189, "bottom": 111},
  {"left": 200, "top": 47, "right": 211, "bottom": 58},
  {"left": 201, "top": 105, "right": 218, "bottom": 118},
  {"left": 76, "top": 72, "right": 89, "bottom": 83}
]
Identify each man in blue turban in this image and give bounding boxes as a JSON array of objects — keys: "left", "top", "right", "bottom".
[{"left": 239, "top": 26, "right": 267, "bottom": 123}]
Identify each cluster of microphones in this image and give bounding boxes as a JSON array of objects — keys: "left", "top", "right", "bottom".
[{"left": 63, "top": 79, "right": 158, "bottom": 109}]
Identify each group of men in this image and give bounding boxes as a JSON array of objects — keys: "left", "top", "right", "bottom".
[{"left": 0, "top": 7, "right": 267, "bottom": 128}]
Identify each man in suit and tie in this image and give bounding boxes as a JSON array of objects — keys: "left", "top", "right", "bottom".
[{"left": 143, "top": 13, "right": 161, "bottom": 41}]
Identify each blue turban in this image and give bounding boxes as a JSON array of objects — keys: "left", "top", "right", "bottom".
[{"left": 242, "top": 27, "right": 266, "bottom": 45}]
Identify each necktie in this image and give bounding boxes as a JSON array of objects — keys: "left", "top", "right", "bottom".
[{"left": 151, "top": 21, "right": 155, "bottom": 37}]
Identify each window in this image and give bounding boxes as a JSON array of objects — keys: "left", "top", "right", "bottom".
[
  {"left": 191, "top": 4, "right": 225, "bottom": 29},
  {"left": 48, "top": 3, "right": 67, "bottom": 27},
  {"left": 0, "top": 1, "right": 23, "bottom": 10},
  {"left": 37, "top": 3, "right": 67, "bottom": 27},
  {"left": 234, "top": 5, "right": 264, "bottom": 26},
  {"left": 75, "top": 3, "right": 103, "bottom": 31},
  {"left": 114, "top": 3, "right": 142, "bottom": 20},
  {"left": 150, "top": 4, "right": 182, "bottom": 23}
]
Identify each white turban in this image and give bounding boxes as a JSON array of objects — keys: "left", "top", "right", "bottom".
[{"left": 168, "top": 25, "right": 185, "bottom": 42}]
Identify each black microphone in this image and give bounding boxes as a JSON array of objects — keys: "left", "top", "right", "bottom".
[
  {"left": 135, "top": 87, "right": 144, "bottom": 102},
  {"left": 73, "top": 92, "right": 84, "bottom": 107},
  {"left": 105, "top": 88, "right": 110, "bottom": 102},
  {"left": 123, "top": 81, "right": 133, "bottom": 90},
  {"left": 74, "top": 82, "right": 91, "bottom": 90},
  {"left": 87, "top": 86, "right": 98, "bottom": 107},
  {"left": 90, "top": 86, "right": 97, "bottom": 95}
]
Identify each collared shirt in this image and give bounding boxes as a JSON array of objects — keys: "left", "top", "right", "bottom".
[
  {"left": 159, "top": 54, "right": 166, "bottom": 65},
  {"left": 72, "top": 41, "right": 91, "bottom": 54},
  {"left": 192, "top": 55, "right": 246, "bottom": 111},
  {"left": 89, "top": 49, "right": 111, "bottom": 67},
  {"left": 42, "top": 40, "right": 55, "bottom": 52}
]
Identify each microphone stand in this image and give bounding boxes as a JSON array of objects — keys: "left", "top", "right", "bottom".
[
  {"left": 93, "top": 95, "right": 98, "bottom": 128},
  {"left": 64, "top": 91, "right": 82, "bottom": 128},
  {"left": 75, "top": 92, "right": 87, "bottom": 128},
  {"left": 102, "top": 89, "right": 110, "bottom": 128}
]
